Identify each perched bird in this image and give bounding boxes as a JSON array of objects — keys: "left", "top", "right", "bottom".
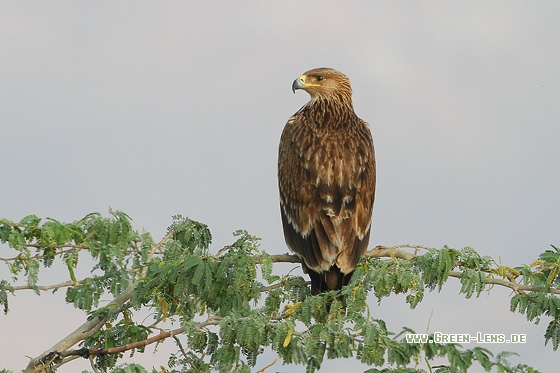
[{"left": 278, "top": 67, "right": 376, "bottom": 295}]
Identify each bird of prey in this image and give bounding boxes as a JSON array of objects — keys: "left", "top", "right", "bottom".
[{"left": 278, "top": 67, "right": 376, "bottom": 295}]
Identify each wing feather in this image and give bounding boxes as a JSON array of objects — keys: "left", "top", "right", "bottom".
[{"left": 278, "top": 109, "right": 375, "bottom": 277}]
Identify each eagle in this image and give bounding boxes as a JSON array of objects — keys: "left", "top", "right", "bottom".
[{"left": 278, "top": 67, "right": 376, "bottom": 295}]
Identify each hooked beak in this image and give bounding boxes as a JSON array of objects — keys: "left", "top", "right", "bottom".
[{"left": 292, "top": 75, "right": 306, "bottom": 93}]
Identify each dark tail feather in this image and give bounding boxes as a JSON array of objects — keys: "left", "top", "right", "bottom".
[{"left": 303, "top": 264, "right": 352, "bottom": 295}]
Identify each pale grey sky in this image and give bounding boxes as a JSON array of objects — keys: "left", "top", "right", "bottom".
[{"left": 1, "top": 2, "right": 559, "bottom": 372}]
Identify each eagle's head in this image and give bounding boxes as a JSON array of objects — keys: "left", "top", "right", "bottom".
[{"left": 292, "top": 67, "right": 353, "bottom": 104}]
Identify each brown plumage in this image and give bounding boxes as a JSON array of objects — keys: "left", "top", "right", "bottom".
[{"left": 278, "top": 67, "right": 376, "bottom": 295}]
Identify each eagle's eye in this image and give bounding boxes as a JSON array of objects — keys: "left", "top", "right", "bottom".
[{"left": 316, "top": 76, "right": 324, "bottom": 81}]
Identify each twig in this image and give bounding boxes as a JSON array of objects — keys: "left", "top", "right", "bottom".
[
  {"left": 415, "top": 309, "right": 435, "bottom": 369},
  {"left": 12, "top": 280, "right": 77, "bottom": 292},
  {"left": 11, "top": 268, "right": 143, "bottom": 293},
  {"left": 256, "top": 355, "right": 280, "bottom": 373},
  {"left": 83, "top": 327, "right": 184, "bottom": 356},
  {"left": 37, "top": 315, "right": 225, "bottom": 367},
  {"left": 173, "top": 335, "right": 201, "bottom": 373}
]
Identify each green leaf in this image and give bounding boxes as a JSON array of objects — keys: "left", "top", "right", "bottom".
[
  {"left": 0, "top": 280, "right": 13, "bottom": 314},
  {"left": 544, "top": 318, "right": 560, "bottom": 350}
]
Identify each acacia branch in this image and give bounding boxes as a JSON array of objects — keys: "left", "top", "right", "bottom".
[
  {"left": 24, "top": 284, "right": 136, "bottom": 373},
  {"left": 368, "top": 245, "right": 560, "bottom": 295},
  {"left": 269, "top": 244, "right": 560, "bottom": 296},
  {"left": 12, "top": 280, "right": 77, "bottom": 292},
  {"left": 23, "top": 229, "right": 177, "bottom": 373},
  {"left": 265, "top": 244, "right": 421, "bottom": 264},
  {"left": 11, "top": 267, "right": 143, "bottom": 293},
  {"left": 0, "top": 246, "right": 85, "bottom": 263},
  {"left": 20, "top": 242, "right": 559, "bottom": 372},
  {"left": 49, "top": 313, "right": 289, "bottom": 367},
  {"left": 56, "top": 327, "right": 185, "bottom": 359},
  {"left": 52, "top": 316, "right": 224, "bottom": 365},
  {"left": 256, "top": 355, "right": 280, "bottom": 373}
]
